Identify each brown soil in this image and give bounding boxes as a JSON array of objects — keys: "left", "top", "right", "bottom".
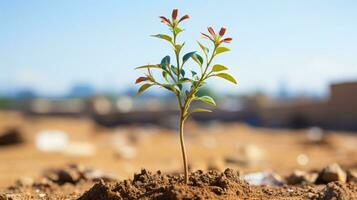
[
  {"left": 78, "top": 169, "right": 357, "bottom": 200},
  {"left": 2, "top": 168, "right": 356, "bottom": 200},
  {"left": 0, "top": 112, "right": 356, "bottom": 199}
]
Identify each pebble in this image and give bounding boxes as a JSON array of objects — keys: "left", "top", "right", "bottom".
[
  {"left": 286, "top": 170, "right": 318, "bottom": 185},
  {"left": 347, "top": 169, "right": 357, "bottom": 183},
  {"left": 15, "top": 177, "right": 34, "bottom": 187},
  {"left": 318, "top": 163, "right": 347, "bottom": 183}
]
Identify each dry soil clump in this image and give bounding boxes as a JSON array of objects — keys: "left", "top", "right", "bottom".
[{"left": 79, "top": 169, "right": 357, "bottom": 200}]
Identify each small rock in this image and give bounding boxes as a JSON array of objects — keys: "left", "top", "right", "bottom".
[
  {"left": 0, "top": 128, "right": 23, "bottom": 146},
  {"left": 15, "top": 177, "right": 34, "bottom": 187},
  {"left": 318, "top": 163, "right": 347, "bottom": 183},
  {"left": 43, "top": 167, "right": 81, "bottom": 185},
  {"left": 286, "top": 170, "right": 318, "bottom": 185},
  {"left": 347, "top": 169, "right": 357, "bottom": 183}
]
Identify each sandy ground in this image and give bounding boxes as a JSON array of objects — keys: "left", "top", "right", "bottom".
[{"left": 0, "top": 111, "right": 356, "bottom": 189}]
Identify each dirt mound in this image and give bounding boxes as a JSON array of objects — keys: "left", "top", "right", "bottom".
[
  {"left": 78, "top": 169, "right": 357, "bottom": 200},
  {"left": 1, "top": 166, "right": 356, "bottom": 199},
  {"left": 79, "top": 169, "right": 253, "bottom": 200}
]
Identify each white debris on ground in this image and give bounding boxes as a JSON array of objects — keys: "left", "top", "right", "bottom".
[
  {"left": 36, "top": 130, "right": 68, "bottom": 152},
  {"left": 36, "top": 130, "right": 96, "bottom": 157},
  {"left": 242, "top": 171, "right": 284, "bottom": 186}
]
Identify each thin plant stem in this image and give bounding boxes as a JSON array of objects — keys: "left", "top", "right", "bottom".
[{"left": 179, "top": 112, "right": 188, "bottom": 184}]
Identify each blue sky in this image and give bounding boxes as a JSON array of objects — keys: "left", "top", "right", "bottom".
[{"left": 1, "top": 0, "right": 357, "bottom": 96}]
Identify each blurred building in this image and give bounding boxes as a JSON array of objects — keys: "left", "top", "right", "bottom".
[
  {"left": 260, "top": 82, "right": 357, "bottom": 130},
  {"left": 2, "top": 81, "right": 356, "bottom": 131}
]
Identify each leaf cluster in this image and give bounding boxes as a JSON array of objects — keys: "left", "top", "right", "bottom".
[{"left": 135, "top": 9, "right": 237, "bottom": 119}]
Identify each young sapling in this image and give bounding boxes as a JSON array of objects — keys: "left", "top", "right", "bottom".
[{"left": 135, "top": 9, "right": 237, "bottom": 184}]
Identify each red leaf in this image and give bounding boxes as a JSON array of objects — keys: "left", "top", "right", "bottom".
[
  {"left": 178, "top": 15, "right": 189, "bottom": 23},
  {"left": 135, "top": 77, "right": 149, "bottom": 84},
  {"left": 172, "top": 9, "right": 178, "bottom": 20},
  {"left": 219, "top": 27, "right": 226, "bottom": 37},
  {"left": 201, "top": 32, "right": 213, "bottom": 41},
  {"left": 208, "top": 27, "right": 216, "bottom": 37},
  {"left": 159, "top": 16, "right": 171, "bottom": 25},
  {"left": 221, "top": 37, "right": 233, "bottom": 43}
]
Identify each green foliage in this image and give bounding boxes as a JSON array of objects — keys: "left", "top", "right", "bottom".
[
  {"left": 212, "top": 64, "right": 228, "bottom": 72},
  {"left": 191, "top": 108, "right": 212, "bottom": 113},
  {"left": 194, "top": 95, "right": 216, "bottom": 106},
  {"left": 182, "top": 51, "right": 196, "bottom": 64},
  {"left": 215, "top": 47, "right": 230, "bottom": 55},
  {"left": 214, "top": 73, "right": 237, "bottom": 84},
  {"left": 152, "top": 34, "right": 173, "bottom": 43},
  {"left": 137, "top": 84, "right": 153, "bottom": 95},
  {"left": 135, "top": 64, "right": 160, "bottom": 69},
  {"left": 135, "top": 9, "right": 237, "bottom": 116}
]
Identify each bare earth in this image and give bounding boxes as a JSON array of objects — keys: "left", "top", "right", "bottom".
[{"left": 0, "top": 111, "right": 356, "bottom": 199}]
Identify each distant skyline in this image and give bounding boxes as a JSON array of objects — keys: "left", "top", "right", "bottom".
[{"left": 1, "top": 0, "right": 357, "bottom": 96}]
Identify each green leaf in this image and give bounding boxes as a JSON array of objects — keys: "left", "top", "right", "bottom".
[
  {"left": 174, "top": 27, "right": 183, "bottom": 35},
  {"left": 180, "top": 69, "right": 185, "bottom": 77},
  {"left": 135, "top": 64, "right": 160, "bottom": 69},
  {"left": 162, "top": 71, "right": 168, "bottom": 82},
  {"left": 171, "top": 65, "right": 178, "bottom": 75},
  {"left": 195, "top": 96, "right": 216, "bottom": 106},
  {"left": 175, "top": 43, "right": 184, "bottom": 53},
  {"left": 197, "top": 41, "right": 209, "bottom": 55},
  {"left": 179, "top": 78, "right": 191, "bottom": 83},
  {"left": 160, "top": 56, "right": 170, "bottom": 69},
  {"left": 212, "top": 64, "right": 228, "bottom": 72},
  {"left": 137, "top": 84, "right": 153, "bottom": 95},
  {"left": 214, "top": 73, "right": 237, "bottom": 84},
  {"left": 162, "top": 84, "right": 177, "bottom": 93},
  {"left": 191, "top": 70, "right": 197, "bottom": 77},
  {"left": 215, "top": 47, "right": 230, "bottom": 55},
  {"left": 176, "top": 83, "right": 182, "bottom": 90},
  {"left": 192, "top": 53, "right": 203, "bottom": 66},
  {"left": 151, "top": 34, "right": 172, "bottom": 43},
  {"left": 182, "top": 51, "right": 196, "bottom": 64},
  {"left": 191, "top": 108, "right": 212, "bottom": 113}
]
